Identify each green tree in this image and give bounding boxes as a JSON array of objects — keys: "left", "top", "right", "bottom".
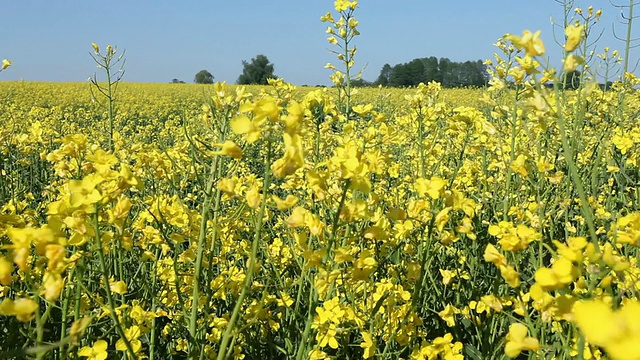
[
  {"left": 194, "top": 70, "right": 214, "bottom": 84},
  {"left": 237, "top": 54, "right": 277, "bottom": 85},
  {"left": 421, "top": 56, "right": 439, "bottom": 83},
  {"left": 564, "top": 70, "right": 581, "bottom": 90},
  {"left": 375, "top": 63, "right": 393, "bottom": 86}
]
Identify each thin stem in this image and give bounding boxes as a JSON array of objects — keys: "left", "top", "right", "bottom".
[
  {"left": 93, "top": 212, "right": 138, "bottom": 360},
  {"left": 217, "top": 140, "right": 273, "bottom": 360}
]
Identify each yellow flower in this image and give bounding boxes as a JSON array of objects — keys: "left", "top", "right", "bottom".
[
  {"left": 316, "top": 323, "right": 340, "bottom": 349},
  {"left": 309, "top": 348, "right": 329, "bottom": 360},
  {"left": 315, "top": 297, "right": 344, "bottom": 325},
  {"left": 86, "top": 149, "right": 118, "bottom": 173},
  {"left": 510, "top": 154, "right": 528, "bottom": 177},
  {"left": 42, "top": 272, "right": 64, "bottom": 301},
  {"left": 0, "top": 298, "right": 39, "bottom": 322},
  {"left": 245, "top": 186, "right": 262, "bottom": 209},
  {"left": 78, "top": 339, "right": 109, "bottom": 360},
  {"left": 0, "top": 256, "right": 12, "bottom": 285},
  {"left": 230, "top": 115, "right": 263, "bottom": 144},
  {"left": 564, "top": 54, "right": 584, "bottom": 72},
  {"left": 483, "top": 244, "right": 506, "bottom": 266},
  {"left": 1, "top": 59, "right": 11, "bottom": 70},
  {"left": 360, "top": 331, "right": 375, "bottom": 359},
  {"left": 565, "top": 24, "right": 585, "bottom": 52},
  {"left": 218, "top": 177, "right": 237, "bottom": 196},
  {"left": 440, "top": 269, "right": 456, "bottom": 286},
  {"left": 438, "top": 304, "right": 458, "bottom": 327},
  {"left": 116, "top": 325, "right": 142, "bottom": 354},
  {"left": 320, "top": 12, "right": 335, "bottom": 23},
  {"left": 414, "top": 177, "right": 447, "bottom": 199},
  {"left": 92, "top": 42, "right": 100, "bottom": 53},
  {"left": 272, "top": 194, "right": 298, "bottom": 211},
  {"left": 334, "top": 0, "right": 357, "bottom": 12},
  {"left": 499, "top": 265, "right": 521, "bottom": 288},
  {"left": 212, "top": 140, "right": 242, "bottom": 159},
  {"left": 68, "top": 174, "right": 105, "bottom": 208},
  {"left": 504, "top": 323, "right": 539, "bottom": 358},
  {"left": 69, "top": 317, "right": 92, "bottom": 343},
  {"left": 271, "top": 133, "right": 304, "bottom": 178},
  {"left": 505, "top": 30, "right": 545, "bottom": 57},
  {"left": 573, "top": 300, "right": 640, "bottom": 360},
  {"left": 110, "top": 280, "right": 128, "bottom": 295}
]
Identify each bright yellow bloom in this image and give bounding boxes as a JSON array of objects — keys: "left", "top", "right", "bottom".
[
  {"left": 440, "top": 269, "right": 456, "bottom": 286},
  {"left": 230, "top": 115, "right": 263, "bottom": 144},
  {"left": 564, "top": 54, "right": 584, "bottom": 72},
  {"left": 334, "top": 0, "right": 357, "bottom": 12},
  {"left": 414, "top": 177, "right": 447, "bottom": 199},
  {"left": 320, "top": 12, "right": 334, "bottom": 23},
  {"left": 504, "top": 323, "right": 539, "bottom": 358},
  {"left": 212, "top": 140, "right": 242, "bottom": 159},
  {"left": 86, "top": 149, "right": 118, "bottom": 173},
  {"left": 315, "top": 297, "right": 344, "bottom": 325},
  {"left": 272, "top": 194, "right": 298, "bottom": 211},
  {"left": 483, "top": 244, "right": 506, "bottom": 266},
  {"left": 78, "top": 339, "right": 108, "bottom": 360},
  {"left": 499, "top": 265, "right": 521, "bottom": 288},
  {"left": 574, "top": 300, "right": 640, "bottom": 360},
  {"left": 360, "top": 331, "right": 375, "bottom": 359},
  {"left": 565, "top": 24, "right": 585, "bottom": 52},
  {"left": 110, "top": 280, "right": 128, "bottom": 295},
  {"left": 0, "top": 298, "right": 39, "bottom": 322},
  {"left": 245, "top": 186, "right": 262, "bottom": 209},
  {"left": 1, "top": 59, "right": 11, "bottom": 70},
  {"left": 68, "top": 174, "right": 105, "bottom": 208},
  {"left": 505, "top": 30, "right": 545, "bottom": 57},
  {"left": 42, "top": 272, "right": 64, "bottom": 301},
  {"left": 116, "top": 325, "right": 142, "bottom": 353},
  {"left": 438, "top": 304, "right": 458, "bottom": 327},
  {"left": 0, "top": 257, "right": 12, "bottom": 285}
]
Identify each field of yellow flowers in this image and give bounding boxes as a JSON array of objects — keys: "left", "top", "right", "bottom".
[{"left": 2, "top": 1, "right": 640, "bottom": 359}]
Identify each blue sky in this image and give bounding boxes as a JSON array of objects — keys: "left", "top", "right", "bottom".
[{"left": 0, "top": 1, "right": 635, "bottom": 85}]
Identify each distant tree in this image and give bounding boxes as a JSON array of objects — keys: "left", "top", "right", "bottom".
[
  {"left": 171, "top": 78, "right": 186, "bottom": 84},
  {"left": 350, "top": 78, "right": 373, "bottom": 87},
  {"left": 421, "top": 56, "right": 439, "bottom": 83},
  {"left": 375, "top": 63, "right": 393, "bottom": 86},
  {"left": 237, "top": 54, "right": 277, "bottom": 85},
  {"left": 437, "top": 57, "right": 451, "bottom": 85},
  {"left": 194, "top": 70, "right": 214, "bottom": 84},
  {"left": 377, "top": 56, "right": 488, "bottom": 88},
  {"left": 564, "top": 70, "right": 581, "bottom": 90}
]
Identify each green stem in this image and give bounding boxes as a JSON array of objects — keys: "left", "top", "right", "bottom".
[
  {"left": 217, "top": 141, "right": 272, "bottom": 360},
  {"left": 189, "top": 154, "right": 220, "bottom": 348},
  {"left": 553, "top": 85, "right": 598, "bottom": 243},
  {"left": 93, "top": 212, "right": 137, "bottom": 360},
  {"left": 502, "top": 86, "right": 520, "bottom": 221}
]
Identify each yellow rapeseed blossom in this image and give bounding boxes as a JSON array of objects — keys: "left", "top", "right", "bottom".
[
  {"left": 565, "top": 24, "right": 585, "bottom": 52},
  {"left": 504, "top": 323, "right": 540, "bottom": 358},
  {"left": 0, "top": 298, "right": 39, "bottom": 322},
  {"left": 505, "top": 30, "right": 545, "bottom": 57},
  {"left": 573, "top": 300, "right": 640, "bottom": 360},
  {"left": 78, "top": 339, "right": 109, "bottom": 360}
]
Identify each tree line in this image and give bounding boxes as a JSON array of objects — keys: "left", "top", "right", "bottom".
[
  {"left": 171, "top": 54, "right": 278, "bottom": 85},
  {"left": 373, "top": 57, "right": 489, "bottom": 88},
  {"left": 180, "top": 54, "right": 490, "bottom": 88}
]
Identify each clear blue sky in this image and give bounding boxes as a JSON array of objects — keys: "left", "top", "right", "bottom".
[{"left": 0, "top": 1, "right": 635, "bottom": 85}]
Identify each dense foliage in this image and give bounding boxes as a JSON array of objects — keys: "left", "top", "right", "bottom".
[{"left": 375, "top": 57, "right": 489, "bottom": 88}]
